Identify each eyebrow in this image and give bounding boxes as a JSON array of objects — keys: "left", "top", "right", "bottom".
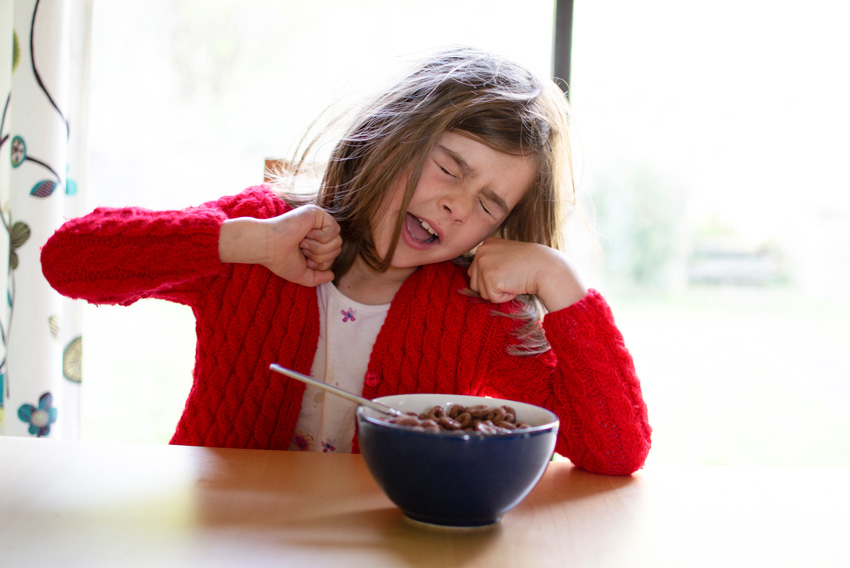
[
  {"left": 438, "top": 144, "right": 475, "bottom": 177},
  {"left": 437, "top": 144, "right": 510, "bottom": 216}
]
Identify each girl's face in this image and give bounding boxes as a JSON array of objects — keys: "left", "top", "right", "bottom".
[{"left": 373, "top": 131, "right": 536, "bottom": 270}]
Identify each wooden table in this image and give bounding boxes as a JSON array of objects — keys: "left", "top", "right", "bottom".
[{"left": 1, "top": 437, "right": 848, "bottom": 567}]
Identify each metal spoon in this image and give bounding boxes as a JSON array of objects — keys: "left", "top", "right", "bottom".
[{"left": 269, "top": 363, "right": 405, "bottom": 417}]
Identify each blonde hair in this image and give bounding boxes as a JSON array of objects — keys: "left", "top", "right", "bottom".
[{"left": 276, "top": 46, "right": 578, "bottom": 354}]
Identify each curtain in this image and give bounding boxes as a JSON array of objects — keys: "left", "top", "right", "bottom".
[{"left": 0, "top": 0, "right": 91, "bottom": 438}]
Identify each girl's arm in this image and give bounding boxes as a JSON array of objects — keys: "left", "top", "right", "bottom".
[
  {"left": 41, "top": 185, "right": 338, "bottom": 306},
  {"left": 540, "top": 292, "right": 651, "bottom": 475},
  {"left": 467, "top": 237, "right": 586, "bottom": 312},
  {"left": 219, "top": 203, "right": 340, "bottom": 288},
  {"left": 471, "top": 238, "right": 651, "bottom": 475},
  {"left": 40, "top": 200, "right": 229, "bottom": 306},
  {"left": 485, "top": 290, "right": 651, "bottom": 476}
]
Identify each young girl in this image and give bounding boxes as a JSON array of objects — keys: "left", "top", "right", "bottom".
[{"left": 41, "top": 46, "right": 651, "bottom": 475}]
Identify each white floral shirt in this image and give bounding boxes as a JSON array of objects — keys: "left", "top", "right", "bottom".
[{"left": 289, "top": 281, "right": 390, "bottom": 452}]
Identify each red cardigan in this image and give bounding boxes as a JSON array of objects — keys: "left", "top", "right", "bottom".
[{"left": 41, "top": 185, "right": 651, "bottom": 475}]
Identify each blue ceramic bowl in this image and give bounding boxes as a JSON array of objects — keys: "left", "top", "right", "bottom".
[{"left": 356, "top": 393, "right": 559, "bottom": 528}]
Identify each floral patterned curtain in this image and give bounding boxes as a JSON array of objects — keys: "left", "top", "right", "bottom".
[{"left": 1, "top": 0, "right": 91, "bottom": 438}]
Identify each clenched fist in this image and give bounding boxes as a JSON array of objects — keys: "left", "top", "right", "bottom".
[
  {"left": 468, "top": 237, "right": 586, "bottom": 312},
  {"left": 219, "top": 204, "right": 342, "bottom": 287}
]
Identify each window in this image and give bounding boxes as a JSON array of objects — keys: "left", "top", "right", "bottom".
[
  {"left": 569, "top": 0, "right": 850, "bottom": 465},
  {"left": 82, "top": 1, "right": 849, "bottom": 466}
]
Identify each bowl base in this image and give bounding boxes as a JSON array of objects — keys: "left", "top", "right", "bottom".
[{"left": 402, "top": 514, "right": 501, "bottom": 532}]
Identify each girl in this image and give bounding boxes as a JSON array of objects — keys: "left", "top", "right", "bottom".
[{"left": 41, "top": 47, "right": 651, "bottom": 475}]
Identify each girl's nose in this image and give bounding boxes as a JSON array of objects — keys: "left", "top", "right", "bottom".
[{"left": 439, "top": 192, "right": 473, "bottom": 223}]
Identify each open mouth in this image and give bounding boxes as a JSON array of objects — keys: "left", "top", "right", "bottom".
[{"left": 405, "top": 213, "right": 439, "bottom": 244}]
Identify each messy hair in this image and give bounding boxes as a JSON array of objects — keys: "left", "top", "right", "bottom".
[{"left": 274, "top": 46, "right": 578, "bottom": 355}]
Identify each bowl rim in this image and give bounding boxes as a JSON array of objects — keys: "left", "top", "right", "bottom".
[{"left": 356, "top": 393, "right": 559, "bottom": 438}]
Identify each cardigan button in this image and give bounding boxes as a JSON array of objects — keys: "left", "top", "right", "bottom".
[{"left": 365, "top": 371, "right": 379, "bottom": 387}]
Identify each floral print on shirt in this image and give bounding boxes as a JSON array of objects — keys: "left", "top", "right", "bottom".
[
  {"left": 289, "top": 430, "right": 315, "bottom": 451},
  {"left": 340, "top": 307, "right": 356, "bottom": 322}
]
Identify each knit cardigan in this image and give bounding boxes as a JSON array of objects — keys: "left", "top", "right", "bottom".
[{"left": 41, "top": 185, "right": 651, "bottom": 475}]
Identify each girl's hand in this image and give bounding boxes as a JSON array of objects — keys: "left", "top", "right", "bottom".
[
  {"left": 467, "top": 237, "right": 587, "bottom": 312},
  {"left": 219, "top": 205, "right": 342, "bottom": 287}
]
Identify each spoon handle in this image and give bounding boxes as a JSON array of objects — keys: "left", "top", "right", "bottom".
[{"left": 269, "top": 364, "right": 403, "bottom": 417}]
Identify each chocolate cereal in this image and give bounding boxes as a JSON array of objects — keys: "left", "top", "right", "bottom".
[{"left": 382, "top": 404, "right": 531, "bottom": 434}]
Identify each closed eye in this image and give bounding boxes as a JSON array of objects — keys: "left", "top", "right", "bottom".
[
  {"left": 480, "top": 188, "right": 509, "bottom": 219},
  {"left": 478, "top": 197, "right": 494, "bottom": 217},
  {"left": 438, "top": 164, "right": 457, "bottom": 179}
]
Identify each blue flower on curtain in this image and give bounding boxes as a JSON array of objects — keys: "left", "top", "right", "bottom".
[{"left": 18, "top": 391, "right": 58, "bottom": 437}]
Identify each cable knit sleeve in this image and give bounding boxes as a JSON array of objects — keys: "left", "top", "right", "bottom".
[
  {"left": 486, "top": 289, "right": 651, "bottom": 476},
  {"left": 40, "top": 185, "right": 285, "bottom": 306},
  {"left": 543, "top": 289, "right": 651, "bottom": 474}
]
